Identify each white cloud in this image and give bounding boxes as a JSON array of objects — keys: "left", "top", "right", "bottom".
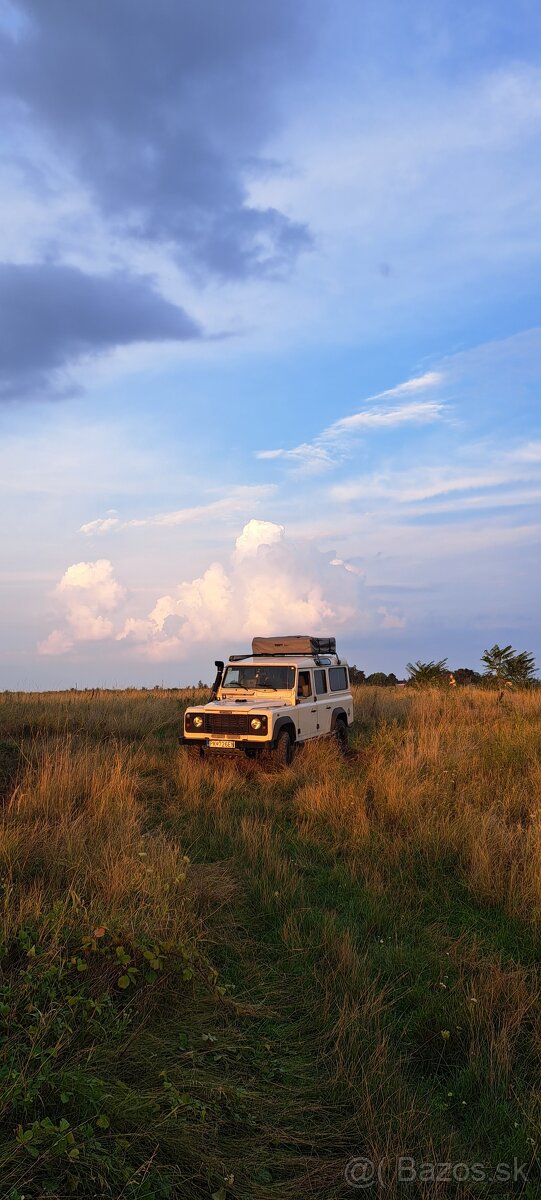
[
  {"left": 327, "top": 398, "right": 444, "bottom": 438},
  {"left": 38, "top": 559, "right": 125, "bottom": 655},
  {"left": 256, "top": 371, "right": 445, "bottom": 470},
  {"left": 79, "top": 486, "right": 275, "bottom": 535},
  {"left": 38, "top": 628, "right": 75, "bottom": 657},
  {"left": 41, "top": 519, "right": 403, "bottom": 662},
  {"left": 233, "top": 518, "right": 285, "bottom": 560},
  {"left": 368, "top": 373, "right": 443, "bottom": 400},
  {"left": 80, "top": 516, "right": 121, "bottom": 535},
  {"left": 116, "top": 519, "right": 361, "bottom": 660},
  {"left": 255, "top": 443, "right": 335, "bottom": 472},
  {"left": 330, "top": 557, "right": 364, "bottom": 577},
  {"left": 56, "top": 559, "right": 125, "bottom": 608},
  {"left": 329, "top": 450, "right": 541, "bottom": 509}
]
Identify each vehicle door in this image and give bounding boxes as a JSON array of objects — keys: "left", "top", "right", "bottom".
[
  {"left": 295, "top": 669, "right": 318, "bottom": 740},
  {"left": 313, "top": 667, "right": 332, "bottom": 733}
]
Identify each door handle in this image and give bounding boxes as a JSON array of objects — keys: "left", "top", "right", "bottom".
[
  {"left": 326, "top": 705, "right": 331, "bottom": 709},
  {"left": 310, "top": 708, "right": 316, "bottom": 713}
]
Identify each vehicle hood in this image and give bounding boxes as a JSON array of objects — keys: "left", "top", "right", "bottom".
[{"left": 190, "top": 698, "right": 293, "bottom": 714}]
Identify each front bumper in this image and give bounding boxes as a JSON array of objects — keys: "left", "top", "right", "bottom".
[{"left": 179, "top": 734, "right": 273, "bottom": 752}]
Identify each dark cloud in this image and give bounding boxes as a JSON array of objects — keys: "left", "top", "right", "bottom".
[
  {"left": 1, "top": 0, "right": 313, "bottom": 278},
  {"left": 0, "top": 262, "right": 201, "bottom": 400}
]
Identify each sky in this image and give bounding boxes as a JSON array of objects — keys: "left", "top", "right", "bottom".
[{"left": 1, "top": 0, "right": 541, "bottom": 688}]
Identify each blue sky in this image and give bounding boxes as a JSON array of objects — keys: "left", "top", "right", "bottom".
[{"left": 1, "top": 0, "right": 540, "bottom": 686}]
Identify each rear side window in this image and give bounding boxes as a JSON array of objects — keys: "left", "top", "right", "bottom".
[
  {"left": 297, "top": 670, "right": 312, "bottom": 698},
  {"left": 329, "top": 666, "right": 348, "bottom": 692},
  {"left": 314, "top": 668, "right": 327, "bottom": 694}
]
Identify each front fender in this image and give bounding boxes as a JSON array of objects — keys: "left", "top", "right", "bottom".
[{"left": 271, "top": 716, "right": 297, "bottom": 746}]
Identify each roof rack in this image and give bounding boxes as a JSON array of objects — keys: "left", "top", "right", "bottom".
[{"left": 228, "top": 652, "right": 340, "bottom": 665}]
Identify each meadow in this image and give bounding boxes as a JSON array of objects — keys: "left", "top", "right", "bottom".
[{"left": 0, "top": 685, "right": 540, "bottom": 1198}]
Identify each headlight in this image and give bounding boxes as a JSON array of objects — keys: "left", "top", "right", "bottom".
[
  {"left": 250, "top": 717, "right": 262, "bottom": 730},
  {"left": 193, "top": 715, "right": 203, "bottom": 728}
]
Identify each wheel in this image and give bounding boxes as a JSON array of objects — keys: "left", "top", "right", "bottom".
[
  {"left": 269, "top": 729, "right": 294, "bottom": 769},
  {"left": 335, "top": 719, "right": 349, "bottom": 755}
]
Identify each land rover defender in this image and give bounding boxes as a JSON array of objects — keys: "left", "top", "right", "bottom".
[{"left": 180, "top": 635, "right": 353, "bottom": 766}]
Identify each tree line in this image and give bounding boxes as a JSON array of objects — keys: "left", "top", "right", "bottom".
[{"left": 350, "top": 644, "right": 539, "bottom": 687}]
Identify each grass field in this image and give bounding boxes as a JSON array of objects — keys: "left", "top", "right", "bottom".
[{"left": 0, "top": 685, "right": 540, "bottom": 1198}]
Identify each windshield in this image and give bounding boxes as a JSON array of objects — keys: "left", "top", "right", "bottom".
[{"left": 221, "top": 664, "right": 295, "bottom": 691}]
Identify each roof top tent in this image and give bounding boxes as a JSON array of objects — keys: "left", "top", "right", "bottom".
[{"left": 251, "top": 635, "right": 337, "bottom": 656}]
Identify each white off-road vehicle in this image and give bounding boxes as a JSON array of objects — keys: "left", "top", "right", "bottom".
[{"left": 181, "top": 635, "right": 353, "bottom": 767}]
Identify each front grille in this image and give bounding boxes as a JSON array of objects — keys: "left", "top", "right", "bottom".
[{"left": 205, "top": 712, "right": 252, "bottom": 735}]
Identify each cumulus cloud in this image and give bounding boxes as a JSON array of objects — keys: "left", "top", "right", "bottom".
[
  {"left": 256, "top": 371, "right": 445, "bottom": 470},
  {"left": 40, "top": 521, "right": 406, "bottom": 660},
  {"left": 0, "top": 262, "right": 201, "bottom": 401},
  {"left": 0, "top": 0, "right": 312, "bottom": 280},
  {"left": 233, "top": 518, "right": 284, "bottom": 560},
  {"left": 38, "top": 559, "right": 125, "bottom": 655},
  {"left": 116, "top": 519, "right": 358, "bottom": 660}
]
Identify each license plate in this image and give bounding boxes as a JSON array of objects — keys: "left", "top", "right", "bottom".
[{"left": 208, "top": 739, "right": 235, "bottom": 749}]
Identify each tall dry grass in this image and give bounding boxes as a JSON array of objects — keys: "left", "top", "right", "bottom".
[
  {"left": 0, "top": 734, "right": 200, "bottom": 957},
  {"left": 0, "top": 685, "right": 209, "bottom": 741},
  {"left": 345, "top": 686, "right": 541, "bottom": 921},
  {"left": 1, "top": 684, "right": 540, "bottom": 1197},
  {"left": 237, "top": 683, "right": 541, "bottom": 926}
]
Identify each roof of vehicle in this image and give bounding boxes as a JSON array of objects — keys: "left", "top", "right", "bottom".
[{"left": 226, "top": 655, "right": 348, "bottom": 669}]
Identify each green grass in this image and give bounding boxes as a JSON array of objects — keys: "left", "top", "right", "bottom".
[{"left": 0, "top": 687, "right": 540, "bottom": 1197}]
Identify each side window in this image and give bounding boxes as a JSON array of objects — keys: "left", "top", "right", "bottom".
[
  {"left": 297, "top": 670, "right": 312, "bottom": 698},
  {"left": 314, "top": 668, "right": 327, "bottom": 695},
  {"left": 329, "top": 666, "right": 348, "bottom": 692}
]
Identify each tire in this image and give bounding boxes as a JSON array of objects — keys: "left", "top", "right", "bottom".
[
  {"left": 269, "top": 728, "right": 294, "bottom": 769},
  {"left": 335, "top": 719, "right": 349, "bottom": 755}
]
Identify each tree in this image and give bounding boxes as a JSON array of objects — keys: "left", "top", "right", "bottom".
[
  {"left": 348, "top": 665, "right": 366, "bottom": 685},
  {"left": 406, "top": 659, "right": 448, "bottom": 686},
  {"left": 454, "top": 667, "right": 482, "bottom": 686},
  {"left": 481, "top": 644, "right": 537, "bottom": 685},
  {"left": 510, "top": 651, "right": 538, "bottom": 684},
  {"left": 366, "top": 671, "right": 398, "bottom": 687}
]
